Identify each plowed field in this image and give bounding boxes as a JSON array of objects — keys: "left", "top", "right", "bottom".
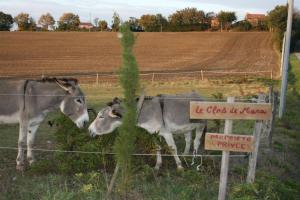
[{"left": 0, "top": 32, "right": 279, "bottom": 77}]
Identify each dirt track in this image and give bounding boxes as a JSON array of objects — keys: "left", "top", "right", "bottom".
[{"left": 0, "top": 32, "right": 279, "bottom": 77}]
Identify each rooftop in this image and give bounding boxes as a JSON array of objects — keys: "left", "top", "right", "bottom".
[{"left": 245, "top": 13, "right": 266, "bottom": 20}]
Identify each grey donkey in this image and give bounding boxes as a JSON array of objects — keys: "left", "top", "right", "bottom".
[
  {"left": 89, "top": 92, "right": 206, "bottom": 170},
  {"left": 0, "top": 78, "right": 89, "bottom": 170}
]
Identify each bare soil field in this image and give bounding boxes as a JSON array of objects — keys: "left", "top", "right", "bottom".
[{"left": 0, "top": 32, "right": 279, "bottom": 77}]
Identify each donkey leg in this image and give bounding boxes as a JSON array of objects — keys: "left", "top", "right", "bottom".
[
  {"left": 16, "top": 122, "right": 28, "bottom": 171},
  {"left": 27, "top": 122, "right": 40, "bottom": 165},
  {"left": 161, "top": 131, "right": 183, "bottom": 169},
  {"left": 183, "top": 131, "right": 192, "bottom": 155},
  {"left": 193, "top": 125, "right": 206, "bottom": 154}
]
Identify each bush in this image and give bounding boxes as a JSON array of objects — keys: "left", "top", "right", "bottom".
[
  {"left": 30, "top": 112, "right": 160, "bottom": 174},
  {"left": 53, "top": 113, "right": 117, "bottom": 173},
  {"left": 164, "top": 24, "right": 209, "bottom": 32},
  {"left": 232, "top": 21, "right": 252, "bottom": 31}
]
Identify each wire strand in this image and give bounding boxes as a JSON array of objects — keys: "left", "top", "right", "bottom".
[
  {"left": 0, "top": 93, "right": 260, "bottom": 102},
  {"left": 0, "top": 146, "right": 247, "bottom": 158},
  {"left": 0, "top": 70, "right": 273, "bottom": 79}
]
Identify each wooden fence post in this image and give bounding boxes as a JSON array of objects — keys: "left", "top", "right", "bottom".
[
  {"left": 246, "top": 93, "right": 265, "bottom": 183},
  {"left": 271, "top": 70, "right": 273, "bottom": 80},
  {"left": 96, "top": 73, "right": 99, "bottom": 85},
  {"left": 269, "top": 91, "right": 278, "bottom": 148},
  {"left": 218, "top": 97, "right": 235, "bottom": 200},
  {"left": 151, "top": 73, "right": 155, "bottom": 84},
  {"left": 201, "top": 70, "right": 204, "bottom": 80}
]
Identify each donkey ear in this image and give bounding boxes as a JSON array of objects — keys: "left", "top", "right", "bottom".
[
  {"left": 107, "top": 102, "right": 113, "bottom": 107},
  {"left": 55, "top": 79, "right": 73, "bottom": 93},
  {"left": 112, "top": 109, "right": 122, "bottom": 118},
  {"left": 108, "top": 109, "right": 122, "bottom": 118},
  {"left": 67, "top": 78, "right": 78, "bottom": 86},
  {"left": 113, "top": 97, "right": 121, "bottom": 104}
]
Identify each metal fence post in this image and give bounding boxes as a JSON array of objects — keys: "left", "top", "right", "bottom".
[{"left": 279, "top": 0, "right": 294, "bottom": 118}]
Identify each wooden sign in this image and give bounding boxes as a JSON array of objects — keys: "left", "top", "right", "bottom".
[
  {"left": 190, "top": 101, "right": 272, "bottom": 120},
  {"left": 205, "top": 133, "right": 254, "bottom": 152}
]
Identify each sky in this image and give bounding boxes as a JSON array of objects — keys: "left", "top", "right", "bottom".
[{"left": 0, "top": 0, "right": 299, "bottom": 26}]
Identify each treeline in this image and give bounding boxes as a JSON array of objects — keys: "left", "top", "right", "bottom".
[
  {"left": 0, "top": 8, "right": 238, "bottom": 32},
  {"left": 0, "top": 7, "right": 286, "bottom": 32},
  {"left": 0, "top": 5, "right": 299, "bottom": 50},
  {"left": 267, "top": 5, "right": 300, "bottom": 51},
  {"left": 128, "top": 9, "right": 237, "bottom": 32},
  {"left": 0, "top": 6, "right": 298, "bottom": 33}
]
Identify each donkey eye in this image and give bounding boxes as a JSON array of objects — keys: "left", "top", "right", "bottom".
[
  {"left": 76, "top": 99, "right": 82, "bottom": 104},
  {"left": 98, "top": 115, "right": 104, "bottom": 119}
]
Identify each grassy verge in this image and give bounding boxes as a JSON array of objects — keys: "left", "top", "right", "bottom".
[
  {"left": 82, "top": 77, "right": 270, "bottom": 106},
  {"left": 229, "top": 54, "right": 300, "bottom": 199}
]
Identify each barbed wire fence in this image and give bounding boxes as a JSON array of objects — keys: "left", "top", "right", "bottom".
[
  {"left": 0, "top": 94, "right": 274, "bottom": 166},
  {"left": 0, "top": 69, "right": 276, "bottom": 172},
  {"left": 0, "top": 69, "right": 274, "bottom": 85}
]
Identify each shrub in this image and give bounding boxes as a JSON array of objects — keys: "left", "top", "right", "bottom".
[
  {"left": 31, "top": 112, "right": 160, "bottom": 174},
  {"left": 232, "top": 20, "right": 252, "bottom": 31},
  {"left": 53, "top": 113, "right": 116, "bottom": 173}
]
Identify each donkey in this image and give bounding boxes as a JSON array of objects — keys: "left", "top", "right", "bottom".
[
  {"left": 89, "top": 93, "right": 207, "bottom": 170},
  {"left": 0, "top": 78, "right": 89, "bottom": 170}
]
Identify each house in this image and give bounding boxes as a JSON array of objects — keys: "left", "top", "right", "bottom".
[
  {"left": 79, "top": 22, "right": 94, "bottom": 30},
  {"left": 245, "top": 13, "right": 266, "bottom": 27}
]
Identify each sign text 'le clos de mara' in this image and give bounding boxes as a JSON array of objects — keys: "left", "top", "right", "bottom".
[{"left": 190, "top": 102, "right": 272, "bottom": 120}]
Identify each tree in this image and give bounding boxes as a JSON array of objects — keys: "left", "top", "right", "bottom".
[
  {"left": 232, "top": 20, "right": 252, "bottom": 31},
  {"left": 126, "top": 17, "right": 142, "bottom": 32},
  {"left": 93, "top": 17, "right": 99, "bottom": 27},
  {"left": 267, "top": 5, "right": 300, "bottom": 51},
  {"left": 14, "top": 13, "right": 36, "bottom": 31},
  {"left": 139, "top": 14, "right": 158, "bottom": 31},
  {"left": 113, "top": 24, "right": 140, "bottom": 195},
  {"left": 38, "top": 13, "right": 55, "bottom": 30},
  {"left": 111, "top": 12, "right": 121, "bottom": 32},
  {"left": 204, "top": 12, "right": 216, "bottom": 26},
  {"left": 293, "top": 10, "right": 300, "bottom": 46},
  {"left": 155, "top": 14, "right": 168, "bottom": 31},
  {"left": 266, "top": 5, "right": 288, "bottom": 50},
  {"left": 138, "top": 14, "right": 167, "bottom": 32},
  {"left": 0, "top": 11, "right": 13, "bottom": 31},
  {"left": 267, "top": 5, "right": 287, "bottom": 32},
  {"left": 217, "top": 11, "right": 237, "bottom": 31},
  {"left": 98, "top": 20, "right": 108, "bottom": 31},
  {"left": 28, "top": 17, "right": 37, "bottom": 31},
  {"left": 169, "top": 7, "right": 205, "bottom": 25},
  {"left": 58, "top": 13, "right": 80, "bottom": 31}
]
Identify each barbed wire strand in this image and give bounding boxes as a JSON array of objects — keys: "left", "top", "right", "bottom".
[
  {"left": 0, "top": 70, "right": 273, "bottom": 78},
  {"left": 0, "top": 93, "right": 263, "bottom": 102},
  {"left": 0, "top": 146, "right": 247, "bottom": 158}
]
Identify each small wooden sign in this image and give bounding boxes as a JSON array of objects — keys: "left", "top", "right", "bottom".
[
  {"left": 190, "top": 101, "right": 272, "bottom": 120},
  {"left": 205, "top": 133, "right": 254, "bottom": 152}
]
